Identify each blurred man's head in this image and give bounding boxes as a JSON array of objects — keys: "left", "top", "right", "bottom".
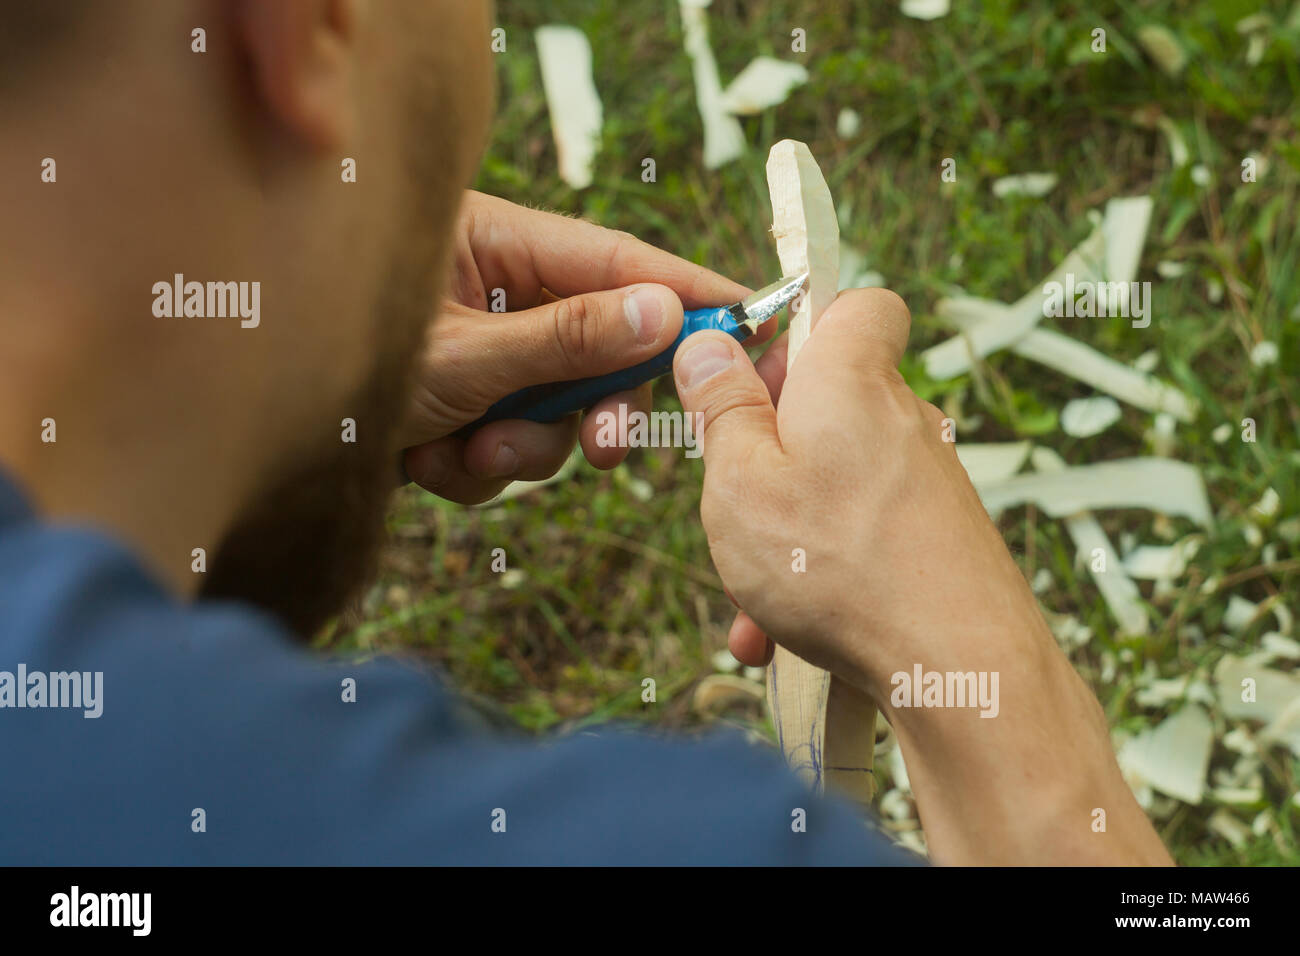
[{"left": 0, "top": 1, "right": 494, "bottom": 633}]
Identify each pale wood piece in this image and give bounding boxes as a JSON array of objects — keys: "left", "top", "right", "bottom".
[
  {"left": 678, "top": 1, "right": 746, "bottom": 169},
  {"left": 767, "top": 140, "right": 839, "bottom": 352},
  {"left": 718, "top": 57, "right": 808, "bottom": 115},
  {"left": 1031, "top": 448, "right": 1147, "bottom": 636},
  {"left": 535, "top": 26, "right": 602, "bottom": 190},
  {"left": 764, "top": 140, "right": 877, "bottom": 809}
]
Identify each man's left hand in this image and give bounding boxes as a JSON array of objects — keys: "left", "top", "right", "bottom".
[{"left": 400, "top": 191, "right": 760, "bottom": 503}]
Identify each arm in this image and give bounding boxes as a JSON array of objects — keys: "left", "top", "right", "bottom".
[{"left": 672, "top": 288, "right": 1173, "bottom": 865}]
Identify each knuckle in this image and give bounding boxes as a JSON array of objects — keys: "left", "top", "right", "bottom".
[
  {"left": 916, "top": 399, "right": 962, "bottom": 459},
  {"left": 698, "top": 387, "right": 770, "bottom": 438},
  {"left": 846, "top": 370, "right": 919, "bottom": 437},
  {"left": 425, "top": 318, "right": 470, "bottom": 366},
  {"left": 601, "top": 229, "right": 638, "bottom": 274},
  {"left": 551, "top": 296, "right": 598, "bottom": 367},
  {"left": 916, "top": 398, "right": 948, "bottom": 430},
  {"left": 859, "top": 361, "right": 909, "bottom": 392},
  {"left": 909, "top": 398, "right": 945, "bottom": 440},
  {"left": 421, "top": 323, "right": 495, "bottom": 408},
  {"left": 885, "top": 380, "right": 925, "bottom": 430},
  {"left": 862, "top": 286, "right": 912, "bottom": 327},
  {"left": 822, "top": 351, "right": 906, "bottom": 406},
  {"left": 407, "top": 379, "right": 482, "bottom": 429}
]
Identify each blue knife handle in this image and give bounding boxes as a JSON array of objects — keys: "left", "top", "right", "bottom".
[{"left": 453, "top": 305, "right": 745, "bottom": 437}]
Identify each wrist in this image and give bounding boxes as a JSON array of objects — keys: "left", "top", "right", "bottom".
[{"left": 879, "top": 626, "right": 1167, "bottom": 864}]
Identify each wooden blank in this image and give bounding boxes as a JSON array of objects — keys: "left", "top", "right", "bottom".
[
  {"left": 534, "top": 26, "right": 602, "bottom": 190},
  {"left": 765, "top": 140, "right": 877, "bottom": 810}
]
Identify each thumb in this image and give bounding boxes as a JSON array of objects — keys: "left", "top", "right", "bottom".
[
  {"left": 673, "top": 331, "right": 782, "bottom": 469},
  {"left": 467, "top": 284, "right": 685, "bottom": 400}
]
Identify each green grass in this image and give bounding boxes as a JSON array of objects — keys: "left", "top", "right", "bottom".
[{"left": 325, "top": 0, "right": 1300, "bottom": 864}]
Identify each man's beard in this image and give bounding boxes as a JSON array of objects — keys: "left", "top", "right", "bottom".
[
  {"left": 198, "top": 244, "right": 435, "bottom": 637},
  {"left": 200, "top": 33, "right": 470, "bottom": 638}
]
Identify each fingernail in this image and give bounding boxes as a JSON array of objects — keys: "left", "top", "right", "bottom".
[
  {"left": 625, "top": 286, "right": 665, "bottom": 345},
  {"left": 487, "top": 443, "right": 519, "bottom": 478},
  {"left": 676, "top": 339, "right": 733, "bottom": 388}
]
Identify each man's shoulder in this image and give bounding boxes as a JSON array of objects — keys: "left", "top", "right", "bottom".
[
  {"left": 0, "top": 514, "right": 283, "bottom": 658},
  {"left": 0, "top": 514, "right": 454, "bottom": 862},
  {"left": 0, "top": 515, "right": 370, "bottom": 708},
  {"left": 0, "top": 517, "right": 911, "bottom": 866},
  {"left": 0, "top": 512, "right": 465, "bottom": 738}
]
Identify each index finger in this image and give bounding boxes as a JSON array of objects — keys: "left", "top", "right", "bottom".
[{"left": 465, "top": 191, "right": 751, "bottom": 309}]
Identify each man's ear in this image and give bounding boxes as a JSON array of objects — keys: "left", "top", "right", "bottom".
[{"left": 235, "top": 0, "right": 360, "bottom": 150}]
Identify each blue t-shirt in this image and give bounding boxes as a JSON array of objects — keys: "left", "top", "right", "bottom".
[{"left": 0, "top": 470, "right": 913, "bottom": 865}]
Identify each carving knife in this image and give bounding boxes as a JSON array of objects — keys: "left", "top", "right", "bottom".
[{"left": 454, "top": 271, "right": 808, "bottom": 436}]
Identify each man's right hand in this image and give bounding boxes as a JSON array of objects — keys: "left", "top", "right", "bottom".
[
  {"left": 673, "top": 287, "right": 1173, "bottom": 865},
  {"left": 672, "top": 287, "right": 1034, "bottom": 699}
]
